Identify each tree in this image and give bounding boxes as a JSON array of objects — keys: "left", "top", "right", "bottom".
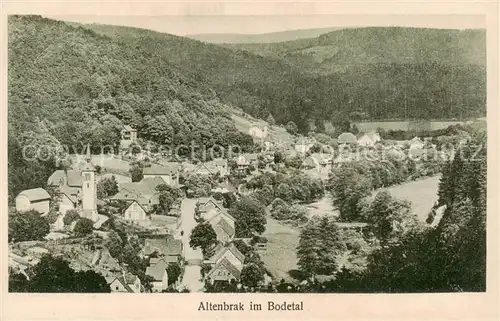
[
  {"left": 328, "top": 165, "right": 372, "bottom": 221},
  {"left": 266, "top": 114, "right": 276, "bottom": 126},
  {"left": 297, "top": 216, "right": 347, "bottom": 276},
  {"left": 73, "top": 218, "right": 94, "bottom": 237},
  {"left": 229, "top": 196, "right": 267, "bottom": 237},
  {"left": 8, "top": 210, "right": 50, "bottom": 242},
  {"left": 9, "top": 273, "right": 30, "bottom": 292},
  {"left": 28, "top": 255, "right": 110, "bottom": 292},
  {"left": 184, "top": 174, "right": 213, "bottom": 198},
  {"left": 154, "top": 184, "right": 183, "bottom": 215},
  {"left": 129, "top": 164, "right": 143, "bottom": 182},
  {"left": 285, "top": 121, "right": 298, "bottom": 135},
  {"left": 189, "top": 222, "right": 218, "bottom": 256},
  {"left": 63, "top": 209, "right": 80, "bottom": 226},
  {"left": 274, "top": 151, "right": 285, "bottom": 164},
  {"left": 97, "top": 176, "right": 119, "bottom": 199},
  {"left": 240, "top": 263, "right": 265, "bottom": 288},
  {"left": 167, "top": 262, "right": 182, "bottom": 286}
]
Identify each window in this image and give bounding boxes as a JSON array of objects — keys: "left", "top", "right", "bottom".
[
  {"left": 84, "top": 173, "right": 91, "bottom": 181},
  {"left": 115, "top": 286, "right": 119, "bottom": 290}
]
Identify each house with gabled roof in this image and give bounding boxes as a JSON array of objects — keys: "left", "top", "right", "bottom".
[
  {"left": 120, "top": 125, "right": 137, "bottom": 151},
  {"left": 143, "top": 236, "right": 183, "bottom": 263},
  {"left": 197, "top": 196, "right": 224, "bottom": 214},
  {"left": 337, "top": 132, "right": 357, "bottom": 145},
  {"left": 213, "top": 218, "right": 236, "bottom": 243},
  {"left": 205, "top": 258, "right": 242, "bottom": 284},
  {"left": 205, "top": 243, "right": 245, "bottom": 269},
  {"left": 358, "top": 132, "right": 381, "bottom": 147},
  {"left": 123, "top": 200, "right": 150, "bottom": 225},
  {"left": 235, "top": 153, "right": 259, "bottom": 171},
  {"left": 145, "top": 257, "right": 169, "bottom": 292},
  {"left": 143, "top": 163, "right": 181, "bottom": 186},
  {"left": 109, "top": 177, "right": 164, "bottom": 209},
  {"left": 15, "top": 188, "right": 51, "bottom": 215},
  {"left": 106, "top": 272, "right": 141, "bottom": 293}
]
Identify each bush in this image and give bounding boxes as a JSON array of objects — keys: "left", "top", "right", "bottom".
[
  {"left": 74, "top": 218, "right": 94, "bottom": 236},
  {"left": 63, "top": 210, "right": 80, "bottom": 226},
  {"left": 8, "top": 210, "right": 50, "bottom": 242}
]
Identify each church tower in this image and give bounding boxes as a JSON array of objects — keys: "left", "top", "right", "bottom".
[{"left": 81, "top": 144, "right": 98, "bottom": 222}]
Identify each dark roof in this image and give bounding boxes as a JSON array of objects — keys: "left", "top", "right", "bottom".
[
  {"left": 143, "top": 164, "right": 180, "bottom": 175},
  {"left": 207, "top": 258, "right": 241, "bottom": 279},
  {"left": 144, "top": 236, "right": 182, "bottom": 257},
  {"left": 146, "top": 259, "right": 168, "bottom": 281},
  {"left": 17, "top": 188, "right": 51, "bottom": 202},
  {"left": 216, "top": 218, "right": 235, "bottom": 238},
  {"left": 210, "top": 243, "right": 244, "bottom": 264},
  {"left": 123, "top": 125, "right": 136, "bottom": 132},
  {"left": 47, "top": 170, "right": 82, "bottom": 187}
]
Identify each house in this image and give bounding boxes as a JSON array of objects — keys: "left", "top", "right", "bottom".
[
  {"left": 201, "top": 207, "right": 236, "bottom": 243},
  {"left": 123, "top": 200, "right": 150, "bottom": 224},
  {"left": 106, "top": 272, "right": 141, "bottom": 293},
  {"left": 142, "top": 164, "right": 181, "bottom": 186},
  {"left": 205, "top": 243, "right": 245, "bottom": 269},
  {"left": 145, "top": 258, "right": 169, "bottom": 292},
  {"left": 143, "top": 236, "right": 183, "bottom": 263},
  {"left": 197, "top": 196, "right": 225, "bottom": 214},
  {"left": 337, "top": 132, "right": 357, "bottom": 146},
  {"left": 357, "top": 132, "right": 381, "bottom": 147},
  {"left": 409, "top": 136, "right": 425, "bottom": 150},
  {"left": 235, "top": 153, "right": 259, "bottom": 171},
  {"left": 248, "top": 123, "right": 268, "bottom": 143},
  {"left": 184, "top": 158, "right": 229, "bottom": 177},
  {"left": 120, "top": 125, "right": 138, "bottom": 150},
  {"left": 302, "top": 153, "right": 333, "bottom": 173},
  {"left": 15, "top": 188, "right": 51, "bottom": 214},
  {"left": 205, "top": 258, "right": 242, "bottom": 284},
  {"left": 47, "top": 170, "right": 83, "bottom": 202},
  {"left": 294, "top": 137, "right": 316, "bottom": 155},
  {"left": 109, "top": 177, "right": 165, "bottom": 210},
  {"left": 58, "top": 186, "right": 78, "bottom": 214},
  {"left": 212, "top": 218, "right": 236, "bottom": 243}
]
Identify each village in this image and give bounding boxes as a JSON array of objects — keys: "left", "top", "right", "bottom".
[{"left": 8, "top": 112, "right": 483, "bottom": 293}]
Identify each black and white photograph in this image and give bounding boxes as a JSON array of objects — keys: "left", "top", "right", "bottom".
[{"left": 6, "top": 10, "right": 491, "bottom": 298}]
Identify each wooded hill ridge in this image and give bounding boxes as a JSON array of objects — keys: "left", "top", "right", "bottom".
[
  {"left": 8, "top": 15, "right": 253, "bottom": 151},
  {"left": 80, "top": 22, "right": 486, "bottom": 131},
  {"left": 9, "top": 16, "right": 487, "bottom": 139}
]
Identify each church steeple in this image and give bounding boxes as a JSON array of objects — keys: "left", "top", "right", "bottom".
[{"left": 81, "top": 143, "right": 97, "bottom": 222}]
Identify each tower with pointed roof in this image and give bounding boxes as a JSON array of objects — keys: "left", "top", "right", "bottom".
[{"left": 81, "top": 144, "right": 98, "bottom": 222}]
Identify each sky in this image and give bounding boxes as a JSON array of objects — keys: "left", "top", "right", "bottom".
[{"left": 43, "top": 14, "right": 486, "bottom": 36}]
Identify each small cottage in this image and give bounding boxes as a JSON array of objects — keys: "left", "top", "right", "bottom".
[
  {"left": 205, "top": 258, "right": 241, "bottom": 284},
  {"left": 15, "top": 188, "right": 51, "bottom": 214},
  {"left": 145, "top": 258, "right": 169, "bottom": 292}
]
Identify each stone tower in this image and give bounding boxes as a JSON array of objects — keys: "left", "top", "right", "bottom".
[{"left": 81, "top": 144, "right": 98, "bottom": 222}]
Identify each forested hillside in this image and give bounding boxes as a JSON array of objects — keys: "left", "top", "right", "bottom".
[
  {"left": 84, "top": 23, "right": 486, "bottom": 131},
  {"left": 8, "top": 15, "right": 253, "bottom": 199}
]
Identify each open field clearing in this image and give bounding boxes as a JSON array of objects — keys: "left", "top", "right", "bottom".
[
  {"left": 261, "top": 217, "right": 301, "bottom": 282},
  {"left": 380, "top": 175, "right": 441, "bottom": 221}
]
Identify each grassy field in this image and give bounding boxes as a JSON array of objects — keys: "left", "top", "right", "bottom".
[
  {"left": 261, "top": 217, "right": 301, "bottom": 282},
  {"left": 381, "top": 175, "right": 441, "bottom": 221}
]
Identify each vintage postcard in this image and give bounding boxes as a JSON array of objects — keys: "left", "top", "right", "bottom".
[{"left": 1, "top": 1, "right": 498, "bottom": 321}]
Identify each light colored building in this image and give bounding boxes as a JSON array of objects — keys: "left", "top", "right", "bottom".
[
  {"left": 123, "top": 200, "right": 149, "bottom": 223},
  {"left": 15, "top": 188, "right": 51, "bottom": 214},
  {"left": 357, "top": 132, "right": 381, "bottom": 147},
  {"left": 120, "top": 125, "right": 138, "bottom": 150},
  {"left": 235, "top": 154, "right": 259, "bottom": 171},
  {"left": 106, "top": 272, "right": 141, "bottom": 293},
  {"left": 143, "top": 164, "right": 181, "bottom": 186},
  {"left": 248, "top": 123, "right": 268, "bottom": 143},
  {"left": 205, "top": 243, "right": 245, "bottom": 270},
  {"left": 337, "top": 132, "right": 358, "bottom": 146},
  {"left": 81, "top": 147, "right": 98, "bottom": 222},
  {"left": 302, "top": 153, "right": 333, "bottom": 174},
  {"left": 205, "top": 258, "right": 241, "bottom": 284}
]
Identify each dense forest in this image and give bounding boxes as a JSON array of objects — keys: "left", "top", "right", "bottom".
[
  {"left": 80, "top": 23, "right": 486, "bottom": 131},
  {"left": 7, "top": 15, "right": 254, "bottom": 199}
]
